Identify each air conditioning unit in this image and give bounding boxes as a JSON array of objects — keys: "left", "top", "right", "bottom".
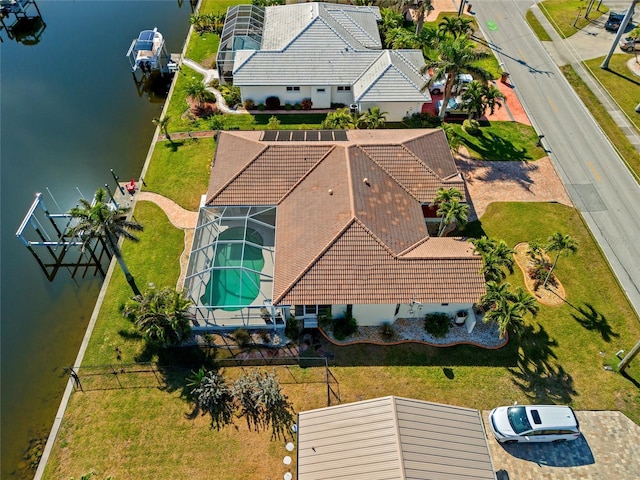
[{"left": 349, "top": 103, "right": 359, "bottom": 113}]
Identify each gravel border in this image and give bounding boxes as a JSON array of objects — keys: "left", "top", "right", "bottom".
[{"left": 321, "top": 317, "right": 508, "bottom": 349}]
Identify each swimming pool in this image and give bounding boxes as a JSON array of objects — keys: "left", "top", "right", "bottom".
[{"left": 200, "top": 227, "right": 265, "bottom": 311}]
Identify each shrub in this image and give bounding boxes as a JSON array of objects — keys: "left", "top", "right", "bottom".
[
  {"left": 318, "top": 309, "right": 333, "bottom": 330},
  {"left": 463, "top": 119, "right": 481, "bottom": 135},
  {"left": 293, "top": 103, "right": 302, "bottom": 110},
  {"left": 233, "top": 328, "right": 251, "bottom": 347},
  {"left": 333, "top": 312, "right": 357, "bottom": 340},
  {"left": 285, "top": 315, "right": 300, "bottom": 340},
  {"left": 258, "top": 330, "right": 271, "bottom": 343},
  {"left": 528, "top": 262, "right": 556, "bottom": 290},
  {"left": 331, "top": 102, "right": 346, "bottom": 109},
  {"left": 209, "top": 114, "right": 225, "bottom": 131},
  {"left": 403, "top": 112, "right": 442, "bottom": 128},
  {"left": 380, "top": 321, "right": 395, "bottom": 340},
  {"left": 257, "top": 103, "right": 266, "bottom": 111},
  {"left": 243, "top": 99, "right": 256, "bottom": 110},
  {"left": 285, "top": 103, "right": 293, "bottom": 111},
  {"left": 265, "top": 96, "right": 281, "bottom": 109},
  {"left": 208, "top": 78, "right": 220, "bottom": 90},
  {"left": 424, "top": 313, "right": 450, "bottom": 338},
  {"left": 301, "top": 98, "right": 313, "bottom": 110}
]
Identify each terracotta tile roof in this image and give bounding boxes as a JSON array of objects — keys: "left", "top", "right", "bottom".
[
  {"left": 205, "top": 130, "right": 484, "bottom": 307},
  {"left": 276, "top": 220, "right": 484, "bottom": 305},
  {"left": 402, "top": 129, "right": 460, "bottom": 180}
]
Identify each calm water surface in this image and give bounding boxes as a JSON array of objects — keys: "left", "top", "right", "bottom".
[{"left": 1, "top": 1, "right": 191, "bottom": 477}]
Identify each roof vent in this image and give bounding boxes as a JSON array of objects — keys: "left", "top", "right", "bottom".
[
  {"left": 363, "top": 177, "right": 370, "bottom": 186},
  {"left": 328, "top": 189, "right": 333, "bottom": 195}
]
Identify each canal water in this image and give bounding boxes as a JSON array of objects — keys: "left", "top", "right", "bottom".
[{"left": 1, "top": 2, "right": 192, "bottom": 478}]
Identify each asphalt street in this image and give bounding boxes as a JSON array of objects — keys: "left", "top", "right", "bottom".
[{"left": 472, "top": 0, "right": 640, "bottom": 315}]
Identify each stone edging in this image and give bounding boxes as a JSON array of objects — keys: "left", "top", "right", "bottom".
[{"left": 316, "top": 326, "right": 509, "bottom": 350}]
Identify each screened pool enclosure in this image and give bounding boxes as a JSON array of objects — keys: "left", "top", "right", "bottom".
[
  {"left": 184, "top": 205, "right": 286, "bottom": 329},
  {"left": 216, "top": 4, "right": 264, "bottom": 83}
]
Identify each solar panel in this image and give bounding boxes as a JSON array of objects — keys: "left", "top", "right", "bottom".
[
  {"left": 333, "top": 130, "right": 348, "bottom": 141},
  {"left": 320, "top": 130, "right": 334, "bottom": 141},
  {"left": 292, "top": 130, "right": 305, "bottom": 141},
  {"left": 262, "top": 130, "right": 277, "bottom": 141}
]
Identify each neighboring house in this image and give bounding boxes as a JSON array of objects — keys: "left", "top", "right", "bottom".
[
  {"left": 183, "top": 129, "right": 485, "bottom": 331},
  {"left": 217, "top": 2, "right": 432, "bottom": 121},
  {"left": 297, "top": 396, "right": 497, "bottom": 480}
]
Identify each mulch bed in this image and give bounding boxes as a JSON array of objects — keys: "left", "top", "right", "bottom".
[{"left": 513, "top": 242, "right": 565, "bottom": 306}]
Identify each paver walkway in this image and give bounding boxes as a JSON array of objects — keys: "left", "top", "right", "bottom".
[
  {"left": 137, "top": 191, "right": 198, "bottom": 289},
  {"left": 484, "top": 410, "right": 640, "bottom": 479}
]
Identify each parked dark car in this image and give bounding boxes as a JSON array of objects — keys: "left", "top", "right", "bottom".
[{"left": 605, "top": 11, "right": 626, "bottom": 32}]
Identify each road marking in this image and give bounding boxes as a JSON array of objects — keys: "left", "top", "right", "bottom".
[
  {"left": 587, "top": 161, "right": 601, "bottom": 182},
  {"left": 518, "top": 49, "right": 527, "bottom": 61},
  {"left": 487, "top": 20, "right": 498, "bottom": 31},
  {"left": 547, "top": 97, "right": 558, "bottom": 112}
]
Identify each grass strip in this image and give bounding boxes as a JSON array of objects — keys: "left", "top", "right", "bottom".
[{"left": 525, "top": 9, "right": 552, "bottom": 42}]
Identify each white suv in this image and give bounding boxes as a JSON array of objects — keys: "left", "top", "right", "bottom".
[
  {"left": 428, "top": 73, "right": 473, "bottom": 94},
  {"left": 489, "top": 405, "right": 580, "bottom": 444}
]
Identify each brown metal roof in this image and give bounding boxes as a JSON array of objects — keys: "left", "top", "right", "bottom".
[
  {"left": 297, "top": 396, "right": 497, "bottom": 480},
  {"left": 206, "top": 130, "right": 484, "bottom": 307}
]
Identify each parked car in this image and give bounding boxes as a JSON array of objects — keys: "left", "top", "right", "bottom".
[
  {"left": 429, "top": 73, "right": 473, "bottom": 94},
  {"left": 436, "top": 96, "right": 469, "bottom": 116},
  {"left": 619, "top": 36, "right": 640, "bottom": 52},
  {"left": 605, "top": 11, "right": 626, "bottom": 32},
  {"left": 489, "top": 404, "right": 581, "bottom": 444}
]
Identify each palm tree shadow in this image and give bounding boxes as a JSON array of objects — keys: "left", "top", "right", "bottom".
[
  {"left": 163, "top": 140, "right": 185, "bottom": 153},
  {"left": 508, "top": 323, "right": 577, "bottom": 404},
  {"left": 571, "top": 303, "right": 619, "bottom": 342}
]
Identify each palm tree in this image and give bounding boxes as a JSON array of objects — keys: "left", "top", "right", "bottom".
[
  {"left": 472, "top": 237, "right": 515, "bottom": 282},
  {"left": 480, "top": 280, "right": 511, "bottom": 310},
  {"left": 359, "top": 106, "right": 387, "bottom": 129},
  {"left": 152, "top": 115, "right": 172, "bottom": 142},
  {"left": 485, "top": 297, "right": 525, "bottom": 338},
  {"left": 438, "top": 16, "right": 474, "bottom": 38},
  {"left": 185, "top": 78, "right": 209, "bottom": 108},
  {"left": 460, "top": 82, "right": 506, "bottom": 119},
  {"left": 413, "top": 0, "right": 432, "bottom": 35},
  {"left": 442, "top": 123, "right": 462, "bottom": 154},
  {"left": 421, "top": 36, "right": 492, "bottom": 118},
  {"left": 509, "top": 287, "right": 540, "bottom": 317},
  {"left": 68, "top": 188, "right": 143, "bottom": 295},
  {"left": 434, "top": 186, "right": 464, "bottom": 205},
  {"left": 543, "top": 232, "right": 578, "bottom": 287},
  {"left": 122, "top": 286, "right": 193, "bottom": 346},
  {"left": 436, "top": 197, "right": 469, "bottom": 236},
  {"left": 321, "top": 107, "right": 358, "bottom": 129}
]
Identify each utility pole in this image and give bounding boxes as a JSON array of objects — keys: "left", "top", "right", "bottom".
[
  {"left": 618, "top": 339, "right": 640, "bottom": 370},
  {"left": 601, "top": 0, "right": 638, "bottom": 69}
]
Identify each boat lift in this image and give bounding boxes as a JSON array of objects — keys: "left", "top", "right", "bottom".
[
  {"left": 0, "top": 0, "right": 46, "bottom": 44},
  {"left": 16, "top": 191, "right": 110, "bottom": 282},
  {"left": 126, "top": 27, "right": 172, "bottom": 74}
]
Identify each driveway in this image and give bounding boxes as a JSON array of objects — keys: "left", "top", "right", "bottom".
[{"left": 484, "top": 410, "right": 640, "bottom": 479}]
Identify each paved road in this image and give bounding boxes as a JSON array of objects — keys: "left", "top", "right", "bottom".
[{"left": 473, "top": 0, "right": 640, "bottom": 316}]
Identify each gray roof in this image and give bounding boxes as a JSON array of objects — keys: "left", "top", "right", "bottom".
[
  {"left": 354, "top": 50, "right": 430, "bottom": 102},
  {"left": 261, "top": 2, "right": 381, "bottom": 51},
  {"left": 297, "top": 396, "right": 496, "bottom": 480}
]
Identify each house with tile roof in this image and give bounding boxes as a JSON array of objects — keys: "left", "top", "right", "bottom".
[
  {"left": 183, "top": 129, "right": 485, "bottom": 332},
  {"left": 217, "top": 2, "right": 432, "bottom": 121}
]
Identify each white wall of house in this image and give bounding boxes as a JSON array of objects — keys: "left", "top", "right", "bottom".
[
  {"left": 332, "top": 86, "right": 354, "bottom": 106},
  {"left": 241, "top": 85, "right": 313, "bottom": 106},
  {"left": 311, "top": 86, "right": 332, "bottom": 109},
  {"left": 330, "top": 302, "right": 475, "bottom": 326},
  {"left": 359, "top": 101, "right": 427, "bottom": 122}
]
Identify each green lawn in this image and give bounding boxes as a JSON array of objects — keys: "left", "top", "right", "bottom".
[
  {"left": 43, "top": 201, "right": 640, "bottom": 480},
  {"left": 525, "top": 9, "right": 553, "bottom": 42},
  {"left": 451, "top": 121, "right": 547, "bottom": 161},
  {"left": 538, "top": 0, "right": 608, "bottom": 38},
  {"left": 143, "top": 137, "right": 215, "bottom": 211},
  {"left": 184, "top": 0, "right": 247, "bottom": 66}
]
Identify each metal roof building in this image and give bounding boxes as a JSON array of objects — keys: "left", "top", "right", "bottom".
[{"left": 297, "top": 396, "right": 497, "bottom": 480}]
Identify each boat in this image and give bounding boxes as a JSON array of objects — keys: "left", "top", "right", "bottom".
[{"left": 126, "top": 27, "right": 166, "bottom": 73}]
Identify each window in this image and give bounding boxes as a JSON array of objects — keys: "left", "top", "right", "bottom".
[
  {"left": 286, "top": 86, "right": 300, "bottom": 91},
  {"left": 337, "top": 86, "right": 351, "bottom": 91},
  {"left": 316, "top": 88, "right": 325, "bottom": 92}
]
